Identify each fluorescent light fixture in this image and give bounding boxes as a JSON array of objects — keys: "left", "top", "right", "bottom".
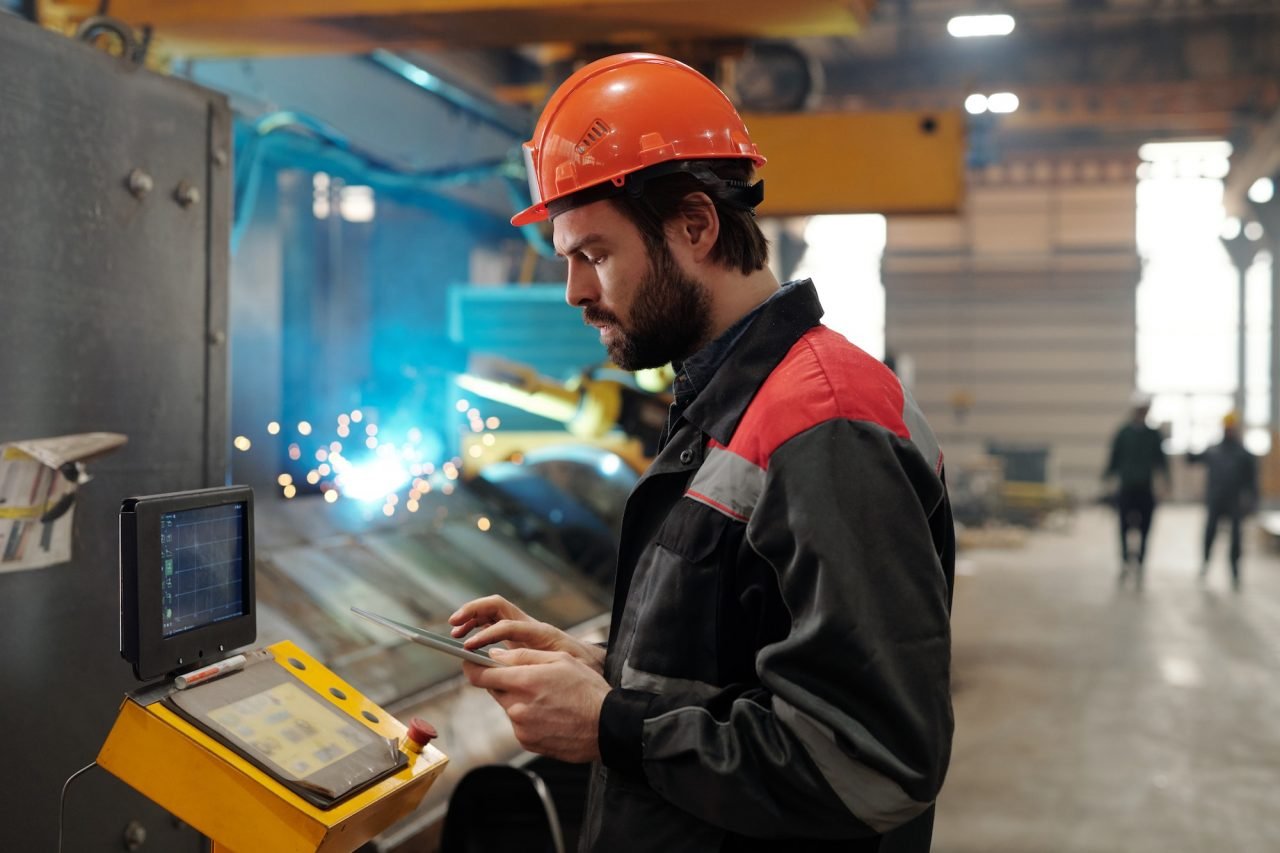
[
  {"left": 987, "top": 92, "right": 1019, "bottom": 113},
  {"left": 964, "top": 93, "right": 989, "bottom": 114},
  {"left": 1244, "top": 221, "right": 1264, "bottom": 241},
  {"left": 1248, "top": 177, "right": 1275, "bottom": 204},
  {"left": 1138, "top": 140, "right": 1233, "bottom": 162},
  {"left": 947, "top": 14, "right": 1016, "bottom": 38}
]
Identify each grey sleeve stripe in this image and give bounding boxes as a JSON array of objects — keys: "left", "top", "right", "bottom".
[
  {"left": 621, "top": 660, "right": 725, "bottom": 701},
  {"left": 773, "top": 696, "right": 933, "bottom": 833},
  {"left": 685, "top": 445, "right": 765, "bottom": 522},
  {"left": 899, "top": 383, "right": 944, "bottom": 477}
]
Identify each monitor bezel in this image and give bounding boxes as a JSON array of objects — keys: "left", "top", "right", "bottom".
[{"left": 120, "top": 486, "right": 256, "bottom": 682}]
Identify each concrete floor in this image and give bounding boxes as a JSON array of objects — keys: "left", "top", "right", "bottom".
[{"left": 933, "top": 504, "right": 1280, "bottom": 853}]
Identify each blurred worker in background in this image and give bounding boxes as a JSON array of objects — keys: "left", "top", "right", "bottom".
[
  {"left": 449, "top": 53, "right": 955, "bottom": 853},
  {"left": 1188, "top": 412, "right": 1258, "bottom": 591},
  {"left": 1104, "top": 393, "right": 1168, "bottom": 588}
]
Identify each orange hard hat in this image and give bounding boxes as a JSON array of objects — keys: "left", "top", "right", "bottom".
[{"left": 511, "top": 52, "right": 767, "bottom": 227}]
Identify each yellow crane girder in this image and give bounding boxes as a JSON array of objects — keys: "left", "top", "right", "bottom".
[
  {"left": 748, "top": 110, "right": 966, "bottom": 216},
  {"left": 38, "top": 0, "right": 873, "bottom": 56}
]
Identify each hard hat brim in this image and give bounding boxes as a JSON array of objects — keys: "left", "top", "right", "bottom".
[{"left": 510, "top": 202, "right": 549, "bottom": 227}]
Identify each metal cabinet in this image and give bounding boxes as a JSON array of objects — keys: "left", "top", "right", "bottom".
[{"left": 0, "top": 16, "right": 229, "bottom": 852}]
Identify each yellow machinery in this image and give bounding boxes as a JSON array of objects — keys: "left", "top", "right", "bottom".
[
  {"left": 102, "top": 486, "right": 449, "bottom": 853},
  {"left": 457, "top": 355, "right": 670, "bottom": 474},
  {"left": 98, "top": 641, "right": 447, "bottom": 853}
]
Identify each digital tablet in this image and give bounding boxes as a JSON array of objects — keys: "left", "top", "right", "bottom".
[{"left": 351, "top": 607, "right": 507, "bottom": 667}]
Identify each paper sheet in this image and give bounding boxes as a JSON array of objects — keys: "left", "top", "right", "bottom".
[{"left": 0, "top": 432, "right": 127, "bottom": 573}]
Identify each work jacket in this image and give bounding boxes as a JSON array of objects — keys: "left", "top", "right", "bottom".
[
  {"left": 1192, "top": 437, "right": 1257, "bottom": 513},
  {"left": 581, "top": 282, "right": 955, "bottom": 853}
]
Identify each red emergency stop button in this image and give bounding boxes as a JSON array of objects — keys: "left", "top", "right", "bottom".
[{"left": 404, "top": 717, "right": 438, "bottom": 754}]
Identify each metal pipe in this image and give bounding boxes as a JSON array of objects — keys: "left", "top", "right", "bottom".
[
  {"left": 1222, "top": 232, "right": 1259, "bottom": 416},
  {"left": 366, "top": 49, "right": 527, "bottom": 139}
]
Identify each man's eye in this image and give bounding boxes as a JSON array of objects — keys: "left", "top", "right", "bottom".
[{"left": 582, "top": 254, "right": 603, "bottom": 266}]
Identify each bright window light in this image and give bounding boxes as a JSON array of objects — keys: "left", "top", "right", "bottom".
[
  {"left": 964, "top": 93, "right": 989, "bottom": 114},
  {"left": 340, "top": 185, "right": 376, "bottom": 223},
  {"left": 313, "top": 171, "right": 331, "bottom": 220},
  {"left": 791, "top": 215, "right": 886, "bottom": 359},
  {"left": 1248, "top": 177, "right": 1275, "bottom": 204},
  {"left": 987, "top": 92, "right": 1019, "bottom": 114},
  {"left": 947, "top": 14, "right": 1016, "bottom": 38},
  {"left": 1136, "top": 139, "right": 1273, "bottom": 455}
]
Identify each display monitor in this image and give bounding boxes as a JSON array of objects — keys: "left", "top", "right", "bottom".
[{"left": 121, "top": 486, "right": 256, "bottom": 681}]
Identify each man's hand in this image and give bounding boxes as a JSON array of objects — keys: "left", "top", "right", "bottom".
[
  {"left": 449, "top": 595, "right": 605, "bottom": 673},
  {"left": 463, "top": 648, "right": 609, "bottom": 763}
]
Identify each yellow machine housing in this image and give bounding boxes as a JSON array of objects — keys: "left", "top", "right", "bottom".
[{"left": 98, "top": 640, "right": 447, "bottom": 853}]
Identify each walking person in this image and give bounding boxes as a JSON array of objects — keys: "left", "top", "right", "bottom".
[
  {"left": 1104, "top": 393, "right": 1168, "bottom": 588},
  {"left": 1190, "top": 412, "right": 1258, "bottom": 591}
]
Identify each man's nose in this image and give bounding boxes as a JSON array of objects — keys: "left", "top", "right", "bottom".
[{"left": 564, "top": 261, "right": 599, "bottom": 308}]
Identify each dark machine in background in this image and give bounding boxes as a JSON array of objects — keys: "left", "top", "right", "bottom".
[{"left": 0, "top": 17, "right": 229, "bottom": 852}]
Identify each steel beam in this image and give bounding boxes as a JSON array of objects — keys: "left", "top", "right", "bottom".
[
  {"left": 38, "top": 0, "right": 872, "bottom": 54},
  {"left": 747, "top": 110, "right": 965, "bottom": 216}
]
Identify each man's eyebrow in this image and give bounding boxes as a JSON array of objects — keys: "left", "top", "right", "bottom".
[{"left": 555, "top": 233, "right": 605, "bottom": 258}]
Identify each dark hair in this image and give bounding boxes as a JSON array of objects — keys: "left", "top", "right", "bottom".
[{"left": 610, "top": 159, "right": 769, "bottom": 275}]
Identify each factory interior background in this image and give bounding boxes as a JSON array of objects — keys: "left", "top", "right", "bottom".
[{"left": 2, "top": 1, "right": 1280, "bottom": 851}]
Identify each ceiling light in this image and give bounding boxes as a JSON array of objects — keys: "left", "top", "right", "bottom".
[
  {"left": 1248, "top": 177, "right": 1275, "bottom": 205},
  {"left": 1221, "top": 217, "right": 1242, "bottom": 240},
  {"left": 1138, "top": 140, "right": 1233, "bottom": 162},
  {"left": 987, "top": 92, "right": 1019, "bottom": 114},
  {"left": 1244, "top": 221, "right": 1264, "bottom": 241},
  {"left": 964, "top": 93, "right": 989, "bottom": 115},
  {"left": 948, "top": 14, "right": 1016, "bottom": 38}
]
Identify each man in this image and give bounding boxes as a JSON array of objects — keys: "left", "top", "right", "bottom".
[
  {"left": 1104, "top": 393, "right": 1167, "bottom": 588},
  {"left": 1190, "top": 412, "right": 1258, "bottom": 590},
  {"left": 449, "top": 53, "right": 954, "bottom": 852}
]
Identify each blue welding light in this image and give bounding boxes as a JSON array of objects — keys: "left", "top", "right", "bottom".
[{"left": 331, "top": 447, "right": 412, "bottom": 503}]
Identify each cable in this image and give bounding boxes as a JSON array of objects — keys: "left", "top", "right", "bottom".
[{"left": 58, "top": 761, "right": 100, "bottom": 853}]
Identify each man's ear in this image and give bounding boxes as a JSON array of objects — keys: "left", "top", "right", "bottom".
[{"left": 671, "top": 192, "right": 719, "bottom": 263}]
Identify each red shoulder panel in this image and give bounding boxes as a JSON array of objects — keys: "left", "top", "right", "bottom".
[{"left": 725, "top": 326, "right": 907, "bottom": 469}]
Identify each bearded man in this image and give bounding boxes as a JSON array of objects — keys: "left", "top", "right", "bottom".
[{"left": 449, "top": 53, "right": 955, "bottom": 853}]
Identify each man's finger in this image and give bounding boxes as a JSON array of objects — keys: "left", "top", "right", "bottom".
[
  {"left": 464, "top": 620, "right": 550, "bottom": 650},
  {"left": 449, "top": 618, "right": 478, "bottom": 638},
  {"left": 449, "top": 594, "right": 510, "bottom": 626},
  {"left": 488, "top": 647, "right": 561, "bottom": 666}
]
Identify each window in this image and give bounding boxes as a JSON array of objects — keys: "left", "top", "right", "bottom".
[
  {"left": 1135, "top": 141, "right": 1273, "bottom": 453},
  {"left": 791, "top": 214, "right": 887, "bottom": 360}
]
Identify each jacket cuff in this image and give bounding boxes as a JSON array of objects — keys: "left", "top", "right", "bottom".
[{"left": 598, "top": 688, "right": 653, "bottom": 772}]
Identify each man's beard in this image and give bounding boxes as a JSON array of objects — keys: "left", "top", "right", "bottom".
[{"left": 583, "top": 241, "right": 712, "bottom": 371}]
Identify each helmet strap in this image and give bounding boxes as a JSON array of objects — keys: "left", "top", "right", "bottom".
[{"left": 547, "top": 160, "right": 764, "bottom": 220}]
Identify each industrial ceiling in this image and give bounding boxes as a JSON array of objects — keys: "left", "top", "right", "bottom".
[{"left": 32, "top": 0, "right": 1280, "bottom": 211}]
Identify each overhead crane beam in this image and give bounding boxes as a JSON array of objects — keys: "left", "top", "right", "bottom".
[
  {"left": 747, "top": 111, "right": 965, "bottom": 216},
  {"left": 37, "top": 0, "right": 874, "bottom": 55},
  {"left": 825, "top": 78, "right": 1280, "bottom": 157}
]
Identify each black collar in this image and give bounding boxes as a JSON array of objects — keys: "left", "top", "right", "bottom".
[{"left": 681, "top": 279, "right": 824, "bottom": 446}]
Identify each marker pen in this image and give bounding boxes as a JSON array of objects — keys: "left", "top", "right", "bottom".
[{"left": 174, "top": 654, "right": 247, "bottom": 689}]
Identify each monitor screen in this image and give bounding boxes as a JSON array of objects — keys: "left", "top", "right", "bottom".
[
  {"left": 160, "top": 503, "right": 248, "bottom": 638},
  {"left": 121, "top": 486, "right": 256, "bottom": 681}
]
